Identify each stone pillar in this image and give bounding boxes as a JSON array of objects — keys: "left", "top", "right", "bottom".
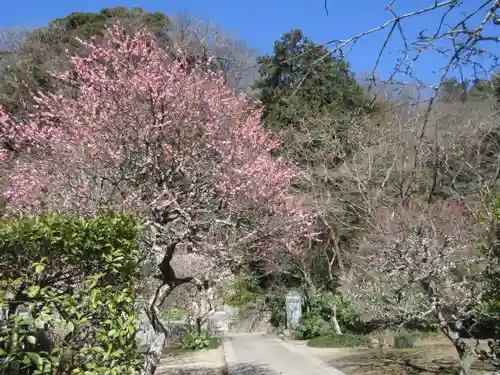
[{"left": 285, "top": 290, "right": 302, "bottom": 330}]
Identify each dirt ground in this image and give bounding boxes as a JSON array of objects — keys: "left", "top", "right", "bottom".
[
  {"left": 156, "top": 344, "right": 227, "bottom": 375},
  {"left": 286, "top": 334, "right": 498, "bottom": 375}
]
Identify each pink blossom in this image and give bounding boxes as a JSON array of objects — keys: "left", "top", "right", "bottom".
[{"left": 0, "top": 25, "right": 314, "bottom": 257}]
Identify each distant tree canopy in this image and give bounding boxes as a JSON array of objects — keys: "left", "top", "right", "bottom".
[
  {"left": 438, "top": 75, "right": 500, "bottom": 103},
  {"left": 0, "top": 7, "right": 260, "bottom": 119},
  {"left": 254, "top": 29, "right": 371, "bottom": 130},
  {"left": 40, "top": 6, "right": 172, "bottom": 49},
  {"left": 0, "top": 7, "right": 174, "bottom": 116}
]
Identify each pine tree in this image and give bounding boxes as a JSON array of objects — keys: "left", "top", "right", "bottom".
[{"left": 254, "top": 29, "right": 369, "bottom": 130}]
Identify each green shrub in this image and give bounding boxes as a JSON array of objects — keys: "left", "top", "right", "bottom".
[
  {"left": 180, "top": 330, "right": 212, "bottom": 351},
  {"left": 265, "top": 291, "right": 286, "bottom": 328},
  {"left": 307, "top": 290, "right": 364, "bottom": 334},
  {"left": 394, "top": 329, "right": 420, "bottom": 349},
  {"left": 294, "top": 312, "right": 332, "bottom": 340},
  {"left": 222, "top": 276, "right": 263, "bottom": 309},
  {"left": 307, "top": 334, "right": 368, "bottom": 348},
  {"left": 293, "top": 290, "right": 365, "bottom": 340},
  {"left": 0, "top": 213, "right": 143, "bottom": 375}
]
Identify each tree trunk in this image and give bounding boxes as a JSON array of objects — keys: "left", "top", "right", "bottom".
[
  {"left": 456, "top": 349, "right": 473, "bottom": 375},
  {"left": 331, "top": 314, "right": 342, "bottom": 335},
  {"left": 142, "top": 332, "right": 166, "bottom": 375},
  {"left": 141, "top": 284, "right": 172, "bottom": 375},
  {"left": 330, "top": 304, "right": 342, "bottom": 335},
  {"left": 440, "top": 327, "right": 473, "bottom": 375}
]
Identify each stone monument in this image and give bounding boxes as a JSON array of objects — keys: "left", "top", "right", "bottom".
[{"left": 285, "top": 290, "right": 302, "bottom": 330}]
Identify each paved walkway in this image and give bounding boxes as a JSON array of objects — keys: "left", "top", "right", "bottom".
[{"left": 223, "top": 334, "right": 346, "bottom": 375}]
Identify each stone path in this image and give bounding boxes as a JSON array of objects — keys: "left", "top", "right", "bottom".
[{"left": 223, "top": 333, "right": 346, "bottom": 375}]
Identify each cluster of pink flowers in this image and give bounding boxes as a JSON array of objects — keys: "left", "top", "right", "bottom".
[{"left": 0, "top": 24, "right": 313, "bottom": 253}]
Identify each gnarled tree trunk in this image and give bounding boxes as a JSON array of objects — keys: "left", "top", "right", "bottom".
[{"left": 141, "top": 283, "right": 172, "bottom": 375}]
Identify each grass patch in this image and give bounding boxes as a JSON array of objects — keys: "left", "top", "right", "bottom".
[
  {"left": 162, "top": 337, "right": 222, "bottom": 356},
  {"left": 307, "top": 334, "right": 368, "bottom": 348}
]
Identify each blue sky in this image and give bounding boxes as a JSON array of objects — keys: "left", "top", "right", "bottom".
[{"left": 1, "top": 0, "right": 498, "bottom": 86}]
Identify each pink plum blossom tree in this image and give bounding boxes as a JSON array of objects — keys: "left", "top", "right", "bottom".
[{"left": 0, "top": 24, "right": 314, "bottom": 374}]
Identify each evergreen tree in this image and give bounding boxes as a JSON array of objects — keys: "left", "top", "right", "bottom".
[
  {"left": 438, "top": 77, "right": 468, "bottom": 102},
  {"left": 0, "top": 7, "right": 172, "bottom": 117},
  {"left": 254, "top": 29, "right": 369, "bottom": 130}
]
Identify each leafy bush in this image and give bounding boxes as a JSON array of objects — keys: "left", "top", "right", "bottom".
[
  {"left": 307, "top": 290, "right": 364, "bottom": 333},
  {"left": 394, "top": 329, "right": 420, "bottom": 349},
  {"left": 265, "top": 291, "right": 286, "bottom": 328},
  {"left": 0, "top": 213, "right": 143, "bottom": 375},
  {"left": 307, "top": 334, "right": 368, "bottom": 348},
  {"left": 180, "top": 330, "right": 212, "bottom": 351},
  {"left": 222, "top": 276, "right": 263, "bottom": 310},
  {"left": 294, "top": 289, "right": 365, "bottom": 339},
  {"left": 295, "top": 311, "right": 332, "bottom": 340}
]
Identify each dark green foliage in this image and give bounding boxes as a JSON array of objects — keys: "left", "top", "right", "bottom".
[
  {"left": 494, "top": 74, "right": 500, "bottom": 102},
  {"left": 222, "top": 274, "right": 290, "bottom": 329},
  {"left": 468, "top": 79, "right": 495, "bottom": 101},
  {"left": 0, "top": 7, "right": 171, "bottom": 117},
  {"left": 394, "top": 330, "right": 421, "bottom": 349},
  {"left": 306, "top": 290, "right": 363, "bottom": 333},
  {"left": 52, "top": 12, "right": 107, "bottom": 42},
  {"left": 49, "top": 7, "right": 171, "bottom": 46},
  {"left": 254, "top": 29, "right": 371, "bottom": 130},
  {"left": 293, "top": 290, "right": 363, "bottom": 340},
  {"left": 438, "top": 76, "right": 499, "bottom": 103},
  {"left": 439, "top": 77, "right": 468, "bottom": 102},
  {"left": 295, "top": 311, "right": 332, "bottom": 340},
  {"left": 307, "top": 334, "right": 368, "bottom": 348},
  {"left": 222, "top": 276, "right": 264, "bottom": 310},
  {"left": 292, "top": 289, "right": 364, "bottom": 341},
  {"left": 265, "top": 291, "right": 287, "bottom": 328},
  {"left": 0, "top": 213, "right": 143, "bottom": 375}
]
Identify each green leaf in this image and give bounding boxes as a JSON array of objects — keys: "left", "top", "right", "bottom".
[
  {"left": 108, "top": 329, "right": 117, "bottom": 337},
  {"left": 26, "top": 352, "right": 42, "bottom": 367},
  {"left": 66, "top": 321, "right": 75, "bottom": 333},
  {"left": 27, "top": 335, "right": 37, "bottom": 344},
  {"left": 18, "top": 317, "right": 34, "bottom": 326},
  {"left": 27, "top": 285, "right": 41, "bottom": 297},
  {"left": 35, "top": 264, "right": 45, "bottom": 273}
]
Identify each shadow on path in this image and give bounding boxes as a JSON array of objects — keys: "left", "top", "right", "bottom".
[
  {"left": 157, "top": 363, "right": 276, "bottom": 375},
  {"left": 226, "top": 363, "right": 278, "bottom": 375}
]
